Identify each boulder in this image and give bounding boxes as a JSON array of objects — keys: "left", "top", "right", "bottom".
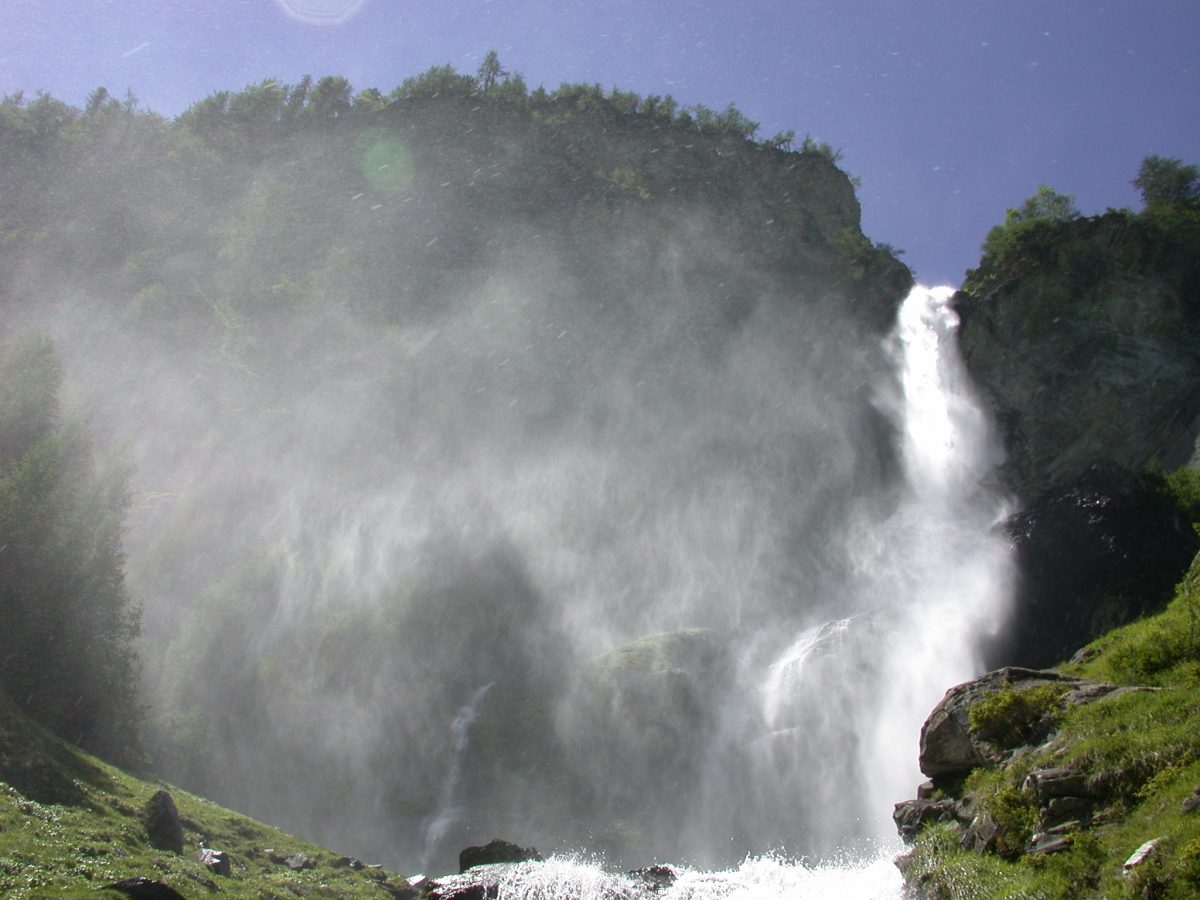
[
  {"left": 899, "top": 667, "right": 1147, "bottom": 851},
  {"left": 918, "top": 668, "right": 1086, "bottom": 781},
  {"left": 285, "top": 851, "right": 316, "bottom": 870},
  {"left": 144, "top": 789, "right": 184, "bottom": 854},
  {"left": 1183, "top": 787, "right": 1200, "bottom": 813},
  {"left": 1023, "top": 767, "right": 1096, "bottom": 803},
  {"left": 105, "top": 877, "right": 187, "bottom": 899},
  {"left": 458, "top": 839, "right": 542, "bottom": 873}
]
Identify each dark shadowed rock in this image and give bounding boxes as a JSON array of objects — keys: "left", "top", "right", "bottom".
[
  {"left": 892, "top": 798, "right": 971, "bottom": 843},
  {"left": 459, "top": 839, "right": 542, "bottom": 873},
  {"left": 629, "top": 864, "right": 679, "bottom": 891},
  {"left": 144, "top": 789, "right": 184, "bottom": 854},
  {"left": 986, "top": 464, "right": 1198, "bottom": 669},
  {"left": 105, "top": 877, "right": 187, "bottom": 899}
]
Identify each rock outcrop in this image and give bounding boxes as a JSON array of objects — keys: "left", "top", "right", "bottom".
[
  {"left": 985, "top": 464, "right": 1199, "bottom": 668},
  {"left": 895, "top": 667, "right": 1149, "bottom": 857},
  {"left": 955, "top": 211, "right": 1200, "bottom": 502}
]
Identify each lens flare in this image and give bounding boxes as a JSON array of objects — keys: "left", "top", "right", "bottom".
[
  {"left": 354, "top": 128, "right": 414, "bottom": 192},
  {"left": 273, "top": 0, "right": 368, "bottom": 25}
]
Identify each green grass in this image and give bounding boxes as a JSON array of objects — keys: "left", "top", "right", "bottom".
[
  {"left": 904, "top": 550, "right": 1200, "bottom": 899},
  {"left": 0, "top": 690, "right": 412, "bottom": 898}
]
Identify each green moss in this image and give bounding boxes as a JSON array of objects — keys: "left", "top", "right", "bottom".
[{"left": 968, "top": 683, "right": 1066, "bottom": 748}]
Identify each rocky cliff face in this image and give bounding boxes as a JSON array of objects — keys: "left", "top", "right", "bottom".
[
  {"left": 953, "top": 211, "right": 1200, "bottom": 666},
  {"left": 955, "top": 211, "right": 1200, "bottom": 503}
]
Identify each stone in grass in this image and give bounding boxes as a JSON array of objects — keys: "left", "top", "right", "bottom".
[
  {"left": 144, "top": 790, "right": 184, "bottom": 855},
  {"left": 1123, "top": 838, "right": 1163, "bottom": 873},
  {"left": 285, "top": 852, "right": 316, "bottom": 870},
  {"left": 106, "top": 877, "right": 187, "bottom": 899},
  {"left": 197, "top": 845, "right": 232, "bottom": 876},
  {"left": 1027, "top": 832, "right": 1071, "bottom": 855},
  {"left": 1182, "top": 786, "right": 1200, "bottom": 814}
]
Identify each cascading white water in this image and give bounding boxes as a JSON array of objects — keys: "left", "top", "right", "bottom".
[
  {"left": 857, "top": 284, "right": 1013, "bottom": 825},
  {"left": 420, "top": 681, "right": 495, "bottom": 868},
  {"left": 419, "top": 285, "right": 1013, "bottom": 897},
  {"left": 743, "top": 284, "right": 1013, "bottom": 852}
]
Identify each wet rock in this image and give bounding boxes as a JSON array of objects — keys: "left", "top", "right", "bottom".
[
  {"left": 105, "top": 877, "right": 187, "bottom": 899},
  {"left": 333, "top": 854, "right": 365, "bottom": 868},
  {"left": 459, "top": 839, "right": 542, "bottom": 873},
  {"left": 629, "top": 864, "right": 678, "bottom": 891},
  {"left": 144, "top": 790, "right": 184, "bottom": 855},
  {"left": 986, "top": 464, "right": 1198, "bottom": 669}
]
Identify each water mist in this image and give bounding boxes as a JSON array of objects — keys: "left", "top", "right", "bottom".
[
  {"left": 21, "top": 136, "right": 1010, "bottom": 872},
  {"left": 418, "top": 283, "right": 1014, "bottom": 896}
]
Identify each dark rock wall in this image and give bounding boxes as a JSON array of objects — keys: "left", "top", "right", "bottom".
[
  {"left": 956, "top": 212, "right": 1200, "bottom": 502},
  {"left": 954, "top": 212, "right": 1200, "bottom": 664}
]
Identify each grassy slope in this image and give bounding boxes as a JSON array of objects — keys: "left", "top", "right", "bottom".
[
  {"left": 0, "top": 690, "right": 415, "bottom": 898},
  {"left": 900, "top": 552, "right": 1200, "bottom": 898}
]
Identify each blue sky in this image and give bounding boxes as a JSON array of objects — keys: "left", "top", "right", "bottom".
[{"left": 2, "top": 0, "right": 1198, "bottom": 285}]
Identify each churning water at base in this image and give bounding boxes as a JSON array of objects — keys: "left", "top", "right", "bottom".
[{"left": 428, "top": 850, "right": 903, "bottom": 899}]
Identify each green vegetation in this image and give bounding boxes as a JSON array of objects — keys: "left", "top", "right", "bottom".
[
  {"left": 904, "top": 538, "right": 1200, "bottom": 898},
  {"left": 968, "top": 683, "right": 1067, "bottom": 749},
  {"left": 966, "top": 156, "right": 1200, "bottom": 293},
  {"left": 1134, "top": 156, "right": 1200, "bottom": 212},
  {"left": 0, "top": 335, "right": 141, "bottom": 764},
  {"left": 978, "top": 184, "right": 1080, "bottom": 266},
  {"left": 0, "top": 689, "right": 411, "bottom": 898}
]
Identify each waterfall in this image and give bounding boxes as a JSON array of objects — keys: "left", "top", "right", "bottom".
[
  {"left": 740, "top": 283, "right": 1013, "bottom": 855},
  {"left": 420, "top": 681, "right": 495, "bottom": 869},
  {"left": 857, "top": 284, "right": 1013, "bottom": 824},
  {"left": 417, "top": 285, "right": 1013, "bottom": 896}
]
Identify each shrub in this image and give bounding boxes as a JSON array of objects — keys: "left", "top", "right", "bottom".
[
  {"left": 977, "top": 185, "right": 1079, "bottom": 272},
  {"left": 969, "top": 683, "right": 1065, "bottom": 748}
]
